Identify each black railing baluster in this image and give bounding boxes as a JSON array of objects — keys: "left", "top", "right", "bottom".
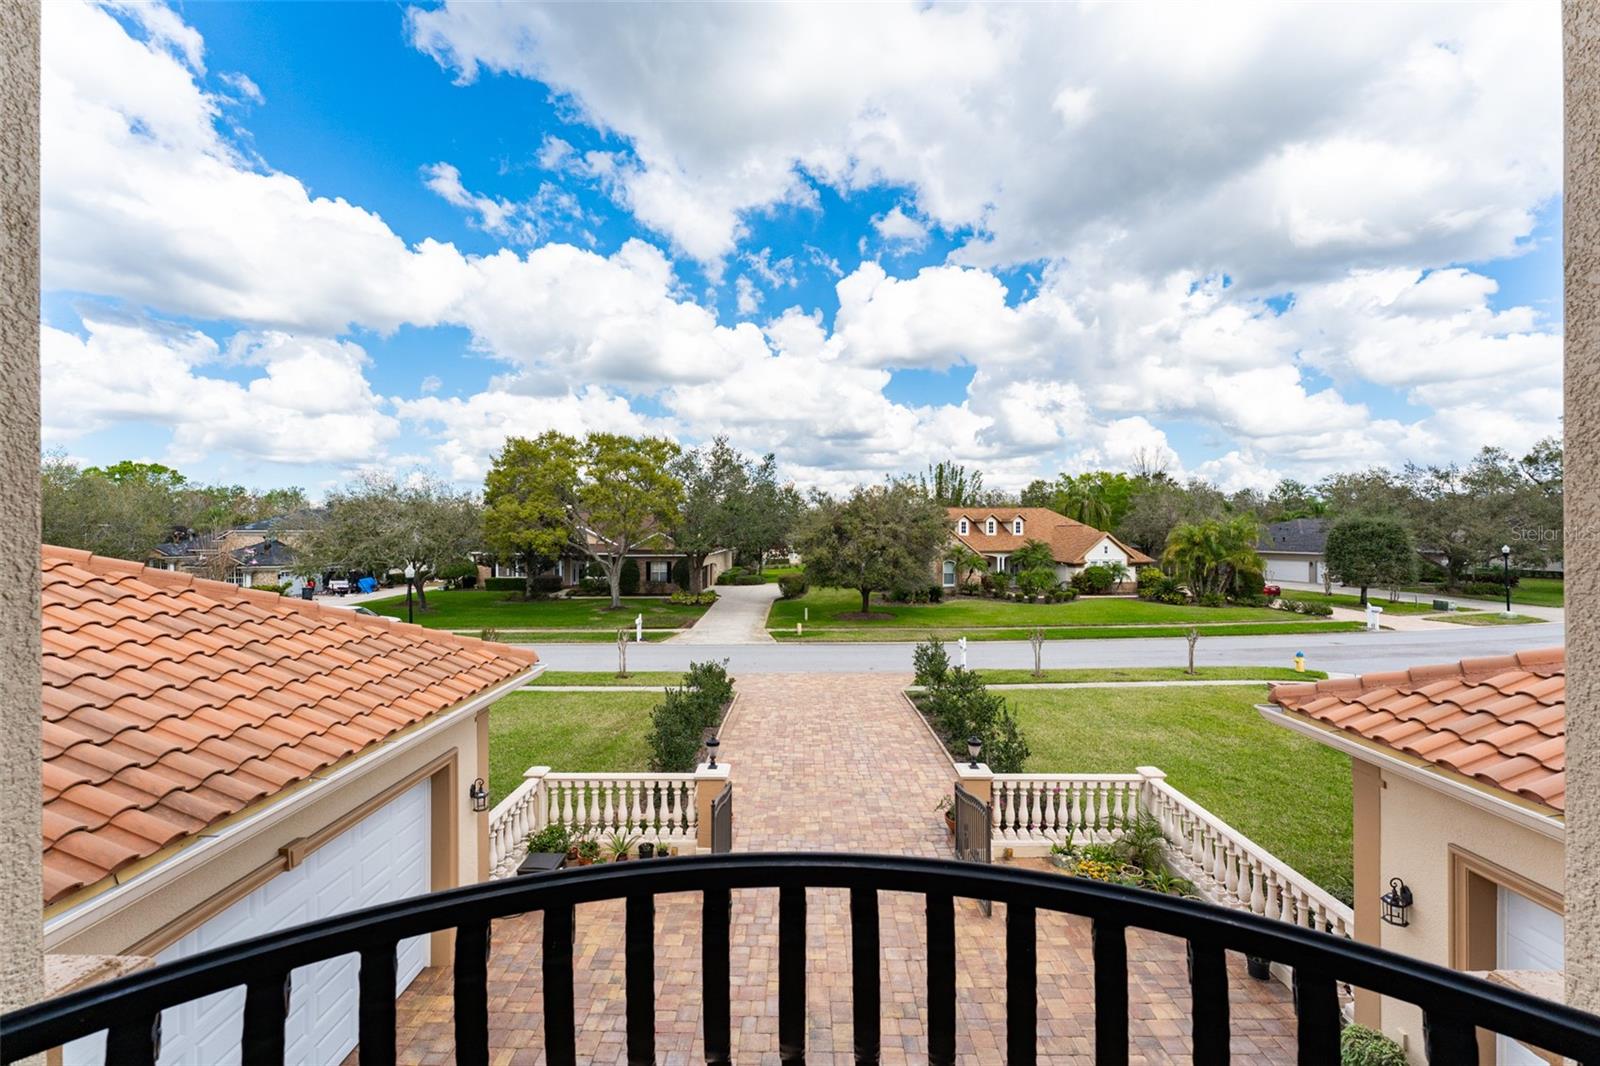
[
  {"left": 1007, "top": 903, "right": 1037, "bottom": 1065},
  {"left": 104, "top": 1010, "right": 160, "bottom": 1066},
  {"left": 1292, "top": 966, "right": 1339, "bottom": 1064},
  {"left": 1423, "top": 1007, "right": 1479, "bottom": 1062},
  {"left": 927, "top": 892, "right": 956, "bottom": 1066},
  {"left": 850, "top": 886, "right": 881, "bottom": 1065},
  {"left": 543, "top": 905, "right": 577, "bottom": 1065},
  {"left": 358, "top": 944, "right": 398, "bottom": 1066},
  {"left": 1187, "top": 940, "right": 1229, "bottom": 1064},
  {"left": 9, "top": 855, "right": 1600, "bottom": 1066},
  {"left": 703, "top": 887, "right": 732, "bottom": 1066},
  {"left": 779, "top": 884, "right": 806, "bottom": 1064},
  {"left": 241, "top": 971, "right": 291, "bottom": 1065},
  {"left": 452, "top": 920, "right": 490, "bottom": 1066},
  {"left": 625, "top": 894, "right": 655, "bottom": 1065},
  {"left": 1093, "top": 920, "right": 1129, "bottom": 1066}
]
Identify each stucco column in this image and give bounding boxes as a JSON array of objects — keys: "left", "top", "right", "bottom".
[
  {"left": 1568, "top": 0, "right": 1600, "bottom": 1013},
  {"left": 0, "top": 0, "right": 42, "bottom": 1024},
  {"left": 694, "top": 761, "right": 731, "bottom": 851}
]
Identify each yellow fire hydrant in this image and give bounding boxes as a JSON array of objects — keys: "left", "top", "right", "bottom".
[{"left": 1294, "top": 651, "right": 1306, "bottom": 673}]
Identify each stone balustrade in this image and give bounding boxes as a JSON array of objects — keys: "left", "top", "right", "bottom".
[
  {"left": 979, "top": 766, "right": 1352, "bottom": 942},
  {"left": 488, "top": 765, "right": 727, "bottom": 879}
]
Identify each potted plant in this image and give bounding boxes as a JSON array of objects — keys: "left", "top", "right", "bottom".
[
  {"left": 638, "top": 841, "right": 655, "bottom": 859},
  {"left": 573, "top": 837, "right": 602, "bottom": 866},
  {"left": 935, "top": 796, "right": 955, "bottom": 839},
  {"left": 526, "top": 824, "right": 571, "bottom": 856},
  {"left": 606, "top": 830, "right": 641, "bottom": 862}
]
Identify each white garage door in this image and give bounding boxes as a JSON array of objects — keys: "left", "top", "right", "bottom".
[
  {"left": 66, "top": 779, "right": 431, "bottom": 1066},
  {"left": 1263, "top": 557, "right": 1316, "bottom": 584},
  {"left": 1496, "top": 886, "right": 1564, "bottom": 1065}
]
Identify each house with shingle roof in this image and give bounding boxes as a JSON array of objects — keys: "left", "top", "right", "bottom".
[
  {"left": 937, "top": 506, "right": 1153, "bottom": 590},
  {"left": 38, "top": 545, "right": 541, "bottom": 1063},
  {"left": 1256, "top": 517, "right": 1330, "bottom": 586},
  {"left": 1263, "top": 648, "right": 1566, "bottom": 1064}
]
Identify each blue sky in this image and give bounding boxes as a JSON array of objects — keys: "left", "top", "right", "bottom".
[{"left": 39, "top": 1, "right": 1564, "bottom": 495}]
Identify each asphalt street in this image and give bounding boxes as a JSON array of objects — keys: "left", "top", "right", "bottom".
[{"left": 530, "top": 621, "right": 1565, "bottom": 676}]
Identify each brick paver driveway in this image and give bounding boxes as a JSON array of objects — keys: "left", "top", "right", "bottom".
[{"left": 385, "top": 674, "right": 1297, "bottom": 1063}]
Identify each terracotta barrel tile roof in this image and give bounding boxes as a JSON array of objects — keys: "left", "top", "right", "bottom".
[
  {"left": 1268, "top": 647, "right": 1564, "bottom": 813},
  {"left": 39, "top": 545, "right": 539, "bottom": 907}
]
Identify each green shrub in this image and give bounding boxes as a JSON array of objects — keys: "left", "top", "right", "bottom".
[
  {"left": 1074, "top": 564, "right": 1116, "bottom": 594},
  {"left": 572, "top": 577, "right": 612, "bottom": 596},
  {"left": 526, "top": 823, "right": 572, "bottom": 854},
  {"left": 438, "top": 560, "right": 478, "bottom": 589},
  {"left": 1233, "top": 566, "right": 1265, "bottom": 598},
  {"left": 672, "top": 557, "right": 690, "bottom": 588},
  {"left": 1137, "top": 569, "right": 1186, "bottom": 604},
  {"left": 985, "top": 704, "right": 1030, "bottom": 773},
  {"left": 1279, "top": 598, "right": 1334, "bottom": 617},
  {"left": 646, "top": 659, "right": 735, "bottom": 772},
  {"left": 912, "top": 637, "right": 950, "bottom": 689},
  {"left": 1197, "top": 592, "right": 1226, "bottom": 608},
  {"left": 778, "top": 573, "right": 809, "bottom": 599},
  {"left": 669, "top": 589, "right": 718, "bottom": 606},
  {"left": 1231, "top": 593, "right": 1268, "bottom": 608},
  {"left": 251, "top": 581, "right": 289, "bottom": 595},
  {"left": 715, "top": 570, "right": 764, "bottom": 586},
  {"left": 1017, "top": 567, "right": 1057, "bottom": 595},
  {"left": 1340, "top": 1024, "right": 1407, "bottom": 1066},
  {"left": 1456, "top": 579, "right": 1519, "bottom": 598},
  {"left": 483, "top": 577, "right": 525, "bottom": 592},
  {"left": 619, "top": 559, "right": 641, "bottom": 596}
]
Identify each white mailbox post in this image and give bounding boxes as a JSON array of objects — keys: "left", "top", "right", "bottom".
[
  {"left": 1365, "top": 603, "right": 1384, "bottom": 632},
  {"left": 635, "top": 614, "right": 644, "bottom": 642}
]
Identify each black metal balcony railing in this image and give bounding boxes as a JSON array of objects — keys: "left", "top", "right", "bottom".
[{"left": 4, "top": 853, "right": 1599, "bottom": 1065}]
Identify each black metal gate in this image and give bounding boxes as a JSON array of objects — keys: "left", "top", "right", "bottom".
[
  {"left": 710, "top": 782, "right": 733, "bottom": 854},
  {"left": 952, "top": 784, "right": 992, "bottom": 916}
]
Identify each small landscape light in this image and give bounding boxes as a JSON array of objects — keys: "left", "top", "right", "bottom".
[
  {"left": 967, "top": 735, "right": 983, "bottom": 768},
  {"left": 468, "top": 778, "right": 489, "bottom": 813},
  {"left": 706, "top": 735, "right": 720, "bottom": 770},
  {"left": 1380, "top": 877, "right": 1413, "bottom": 927}
]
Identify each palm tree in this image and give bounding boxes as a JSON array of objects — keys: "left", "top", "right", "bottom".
[
  {"left": 1161, "top": 515, "right": 1261, "bottom": 598},
  {"left": 1057, "top": 478, "right": 1112, "bottom": 529},
  {"left": 1104, "top": 559, "right": 1131, "bottom": 592},
  {"left": 950, "top": 545, "right": 989, "bottom": 589}
]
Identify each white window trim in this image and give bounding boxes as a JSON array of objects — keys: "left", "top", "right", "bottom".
[
  {"left": 958, "top": 518, "right": 969, "bottom": 535},
  {"left": 985, "top": 518, "right": 997, "bottom": 535},
  {"left": 1013, "top": 518, "right": 1024, "bottom": 535},
  {"left": 942, "top": 560, "right": 956, "bottom": 587}
]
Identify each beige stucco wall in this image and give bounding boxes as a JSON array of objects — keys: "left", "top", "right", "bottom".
[
  {"left": 1, "top": 0, "right": 43, "bottom": 1023},
  {"left": 1566, "top": 0, "right": 1600, "bottom": 1013},
  {"left": 45, "top": 708, "right": 491, "bottom": 967},
  {"left": 1375, "top": 771, "right": 1564, "bottom": 1055}
]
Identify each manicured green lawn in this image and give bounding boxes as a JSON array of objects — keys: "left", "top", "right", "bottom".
[
  {"left": 770, "top": 587, "right": 1304, "bottom": 629},
  {"left": 489, "top": 630, "right": 673, "bottom": 644},
  {"left": 1276, "top": 590, "right": 1457, "bottom": 615},
  {"left": 1437, "top": 612, "right": 1547, "bottom": 627},
  {"left": 972, "top": 666, "right": 1328, "bottom": 685},
  {"left": 1004, "top": 685, "right": 1352, "bottom": 902},
  {"left": 773, "top": 620, "right": 1364, "bottom": 642},
  {"left": 759, "top": 565, "right": 804, "bottom": 583},
  {"left": 487, "top": 690, "right": 657, "bottom": 804},
  {"left": 526, "top": 671, "right": 687, "bottom": 687},
  {"left": 364, "top": 588, "right": 709, "bottom": 630}
]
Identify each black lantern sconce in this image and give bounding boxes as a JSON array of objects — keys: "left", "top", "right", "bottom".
[
  {"left": 468, "top": 778, "right": 489, "bottom": 813},
  {"left": 1380, "top": 877, "right": 1413, "bottom": 927},
  {"left": 705, "top": 736, "right": 720, "bottom": 770},
  {"left": 967, "top": 735, "right": 983, "bottom": 769}
]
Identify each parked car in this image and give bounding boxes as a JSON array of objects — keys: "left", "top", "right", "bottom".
[
  {"left": 328, "top": 578, "right": 351, "bottom": 594},
  {"left": 1263, "top": 584, "right": 1281, "bottom": 597}
]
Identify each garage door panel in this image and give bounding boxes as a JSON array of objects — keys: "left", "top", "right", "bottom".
[{"left": 62, "top": 778, "right": 432, "bottom": 1066}]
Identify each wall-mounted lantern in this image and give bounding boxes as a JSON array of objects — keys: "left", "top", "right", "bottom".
[
  {"left": 468, "top": 778, "right": 489, "bottom": 813},
  {"left": 967, "top": 735, "right": 983, "bottom": 768},
  {"left": 705, "top": 736, "right": 720, "bottom": 770},
  {"left": 1380, "top": 877, "right": 1413, "bottom": 927}
]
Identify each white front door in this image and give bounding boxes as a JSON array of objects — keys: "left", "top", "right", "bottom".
[
  {"left": 1496, "top": 886, "right": 1564, "bottom": 1065},
  {"left": 65, "top": 780, "right": 432, "bottom": 1066}
]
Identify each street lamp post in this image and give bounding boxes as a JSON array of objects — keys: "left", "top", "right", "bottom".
[
  {"left": 1500, "top": 545, "right": 1512, "bottom": 615},
  {"left": 405, "top": 563, "right": 416, "bottom": 624}
]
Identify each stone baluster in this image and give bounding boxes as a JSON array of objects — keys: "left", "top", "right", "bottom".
[
  {"left": 1223, "top": 840, "right": 1241, "bottom": 897},
  {"left": 1026, "top": 782, "right": 1040, "bottom": 834},
  {"left": 1248, "top": 860, "right": 1265, "bottom": 915},
  {"left": 1095, "top": 783, "right": 1111, "bottom": 840},
  {"left": 600, "top": 781, "right": 615, "bottom": 832},
  {"left": 1069, "top": 782, "right": 1084, "bottom": 834}
]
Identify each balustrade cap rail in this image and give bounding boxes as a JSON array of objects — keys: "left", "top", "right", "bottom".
[
  {"left": 4, "top": 853, "right": 1596, "bottom": 1064},
  {"left": 990, "top": 772, "right": 1146, "bottom": 783}
]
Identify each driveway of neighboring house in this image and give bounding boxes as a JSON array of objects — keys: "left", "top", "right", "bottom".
[
  {"left": 385, "top": 674, "right": 1297, "bottom": 1063},
  {"left": 670, "top": 581, "right": 780, "bottom": 644},
  {"left": 1273, "top": 578, "right": 1567, "bottom": 624}
]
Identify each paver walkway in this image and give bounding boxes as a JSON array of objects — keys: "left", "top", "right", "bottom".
[
  {"left": 671, "top": 583, "right": 780, "bottom": 644},
  {"left": 385, "top": 674, "right": 1297, "bottom": 1063}
]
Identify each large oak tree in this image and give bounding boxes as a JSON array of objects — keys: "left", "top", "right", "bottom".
[{"left": 797, "top": 480, "right": 949, "bottom": 615}]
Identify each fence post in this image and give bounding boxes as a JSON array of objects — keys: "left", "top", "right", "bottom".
[
  {"left": 523, "top": 765, "right": 551, "bottom": 830},
  {"left": 1136, "top": 765, "right": 1166, "bottom": 817},
  {"left": 954, "top": 760, "right": 993, "bottom": 806},
  {"left": 695, "top": 760, "right": 731, "bottom": 851}
]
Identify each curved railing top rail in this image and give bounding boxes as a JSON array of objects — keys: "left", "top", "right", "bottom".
[
  {"left": 4, "top": 853, "right": 1595, "bottom": 1064},
  {"left": 1147, "top": 779, "right": 1355, "bottom": 924}
]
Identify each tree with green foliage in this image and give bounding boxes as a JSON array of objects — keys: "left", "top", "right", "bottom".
[
  {"left": 299, "top": 472, "right": 481, "bottom": 611},
  {"left": 84, "top": 460, "right": 188, "bottom": 488},
  {"left": 949, "top": 544, "right": 989, "bottom": 588},
  {"left": 1324, "top": 516, "right": 1416, "bottom": 606},
  {"left": 42, "top": 454, "right": 177, "bottom": 560},
  {"left": 578, "top": 434, "right": 684, "bottom": 608},
  {"left": 1010, "top": 538, "right": 1057, "bottom": 573},
  {"left": 1161, "top": 514, "right": 1261, "bottom": 599},
  {"left": 1117, "top": 477, "right": 1226, "bottom": 555},
  {"left": 722, "top": 451, "right": 803, "bottom": 573},
  {"left": 798, "top": 480, "right": 949, "bottom": 615},
  {"left": 483, "top": 432, "right": 580, "bottom": 599},
  {"left": 921, "top": 461, "right": 986, "bottom": 507}
]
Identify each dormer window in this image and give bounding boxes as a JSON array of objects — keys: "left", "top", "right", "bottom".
[
  {"left": 1013, "top": 518, "right": 1024, "bottom": 535},
  {"left": 985, "top": 517, "right": 997, "bottom": 535},
  {"left": 958, "top": 518, "right": 969, "bottom": 535}
]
